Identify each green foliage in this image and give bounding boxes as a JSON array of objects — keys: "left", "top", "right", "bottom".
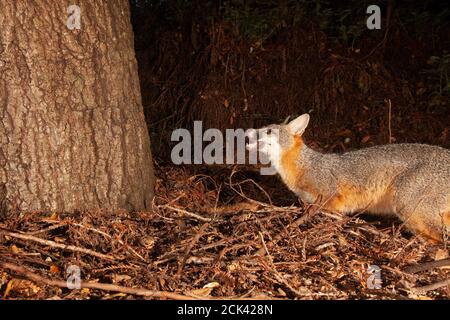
[
  {"left": 131, "top": 0, "right": 449, "bottom": 49},
  {"left": 425, "top": 53, "right": 450, "bottom": 97},
  {"left": 222, "top": 0, "right": 304, "bottom": 44},
  {"left": 221, "top": 0, "right": 378, "bottom": 47},
  {"left": 399, "top": 4, "right": 450, "bottom": 35}
]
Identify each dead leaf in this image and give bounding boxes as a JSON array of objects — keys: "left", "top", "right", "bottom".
[
  {"left": 416, "top": 295, "right": 433, "bottom": 300},
  {"left": 10, "top": 245, "right": 20, "bottom": 254},
  {"left": 277, "top": 288, "right": 287, "bottom": 297},
  {"left": 53, "top": 236, "right": 65, "bottom": 243},
  {"left": 3, "top": 280, "right": 13, "bottom": 298},
  {"left": 189, "top": 287, "right": 213, "bottom": 296},
  {"left": 361, "top": 135, "right": 371, "bottom": 144},
  {"left": 112, "top": 274, "right": 131, "bottom": 283},
  {"left": 203, "top": 282, "right": 220, "bottom": 289},
  {"left": 188, "top": 282, "right": 220, "bottom": 297},
  {"left": 228, "top": 262, "right": 239, "bottom": 272},
  {"left": 10, "top": 279, "right": 41, "bottom": 297},
  {"left": 48, "top": 212, "right": 59, "bottom": 220},
  {"left": 435, "top": 249, "right": 449, "bottom": 261},
  {"left": 335, "top": 129, "right": 352, "bottom": 138},
  {"left": 50, "top": 265, "right": 59, "bottom": 274}
]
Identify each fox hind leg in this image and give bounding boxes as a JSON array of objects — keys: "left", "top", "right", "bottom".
[
  {"left": 444, "top": 211, "right": 450, "bottom": 227},
  {"left": 400, "top": 212, "right": 443, "bottom": 244},
  {"left": 393, "top": 169, "right": 447, "bottom": 243}
]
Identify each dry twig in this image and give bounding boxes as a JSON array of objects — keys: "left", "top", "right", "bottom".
[
  {"left": 404, "top": 258, "right": 450, "bottom": 274},
  {"left": 410, "top": 278, "right": 450, "bottom": 294},
  {"left": 1, "top": 229, "right": 115, "bottom": 261},
  {"left": 0, "top": 261, "right": 194, "bottom": 300},
  {"left": 159, "top": 205, "right": 212, "bottom": 222}
]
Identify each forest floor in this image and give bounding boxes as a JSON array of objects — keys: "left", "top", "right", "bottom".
[
  {"left": 1, "top": 163, "right": 449, "bottom": 300},
  {"left": 1, "top": 5, "right": 450, "bottom": 300}
]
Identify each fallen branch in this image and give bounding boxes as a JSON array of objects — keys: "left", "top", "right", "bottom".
[
  {"left": 404, "top": 258, "right": 450, "bottom": 274},
  {"left": 27, "top": 222, "right": 67, "bottom": 235},
  {"left": 160, "top": 205, "right": 212, "bottom": 222},
  {"left": 1, "top": 229, "right": 115, "bottom": 261},
  {"left": 410, "top": 278, "right": 450, "bottom": 294},
  {"left": 177, "top": 222, "right": 209, "bottom": 275},
  {"left": 0, "top": 261, "right": 194, "bottom": 300}
]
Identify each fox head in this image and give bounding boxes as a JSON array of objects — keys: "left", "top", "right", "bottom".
[{"left": 246, "top": 113, "right": 310, "bottom": 171}]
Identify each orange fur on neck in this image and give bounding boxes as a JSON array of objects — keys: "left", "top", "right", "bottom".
[
  {"left": 444, "top": 211, "right": 450, "bottom": 227},
  {"left": 280, "top": 135, "right": 305, "bottom": 192}
]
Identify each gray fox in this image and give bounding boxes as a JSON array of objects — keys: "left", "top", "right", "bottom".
[{"left": 247, "top": 114, "right": 450, "bottom": 243}]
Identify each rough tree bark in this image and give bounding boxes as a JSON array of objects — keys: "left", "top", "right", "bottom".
[{"left": 0, "top": 1, "right": 155, "bottom": 213}]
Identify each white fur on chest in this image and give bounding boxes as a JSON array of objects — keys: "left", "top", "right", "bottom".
[{"left": 297, "top": 190, "right": 316, "bottom": 203}]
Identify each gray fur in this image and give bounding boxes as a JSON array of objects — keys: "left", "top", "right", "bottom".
[{"left": 259, "top": 117, "right": 450, "bottom": 240}]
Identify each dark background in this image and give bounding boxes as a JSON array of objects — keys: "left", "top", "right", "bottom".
[{"left": 130, "top": 0, "right": 449, "bottom": 161}]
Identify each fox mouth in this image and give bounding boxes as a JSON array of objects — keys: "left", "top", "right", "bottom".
[{"left": 246, "top": 132, "right": 279, "bottom": 160}]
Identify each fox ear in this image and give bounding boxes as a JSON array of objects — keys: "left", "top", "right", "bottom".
[{"left": 287, "top": 113, "right": 310, "bottom": 136}]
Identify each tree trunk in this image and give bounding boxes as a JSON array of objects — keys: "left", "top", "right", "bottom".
[{"left": 0, "top": 0, "right": 155, "bottom": 213}]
